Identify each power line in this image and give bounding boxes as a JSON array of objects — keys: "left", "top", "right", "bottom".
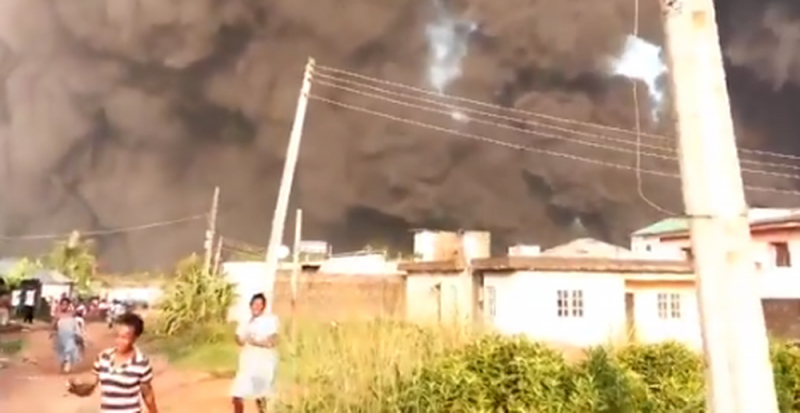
[
  {"left": 312, "top": 76, "right": 800, "bottom": 181},
  {"left": 0, "top": 213, "right": 207, "bottom": 241},
  {"left": 314, "top": 63, "right": 800, "bottom": 162},
  {"left": 306, "top": 92, "right": 800, "bottom": 197},
  {"left": 629, "top": 0, "right": 676, "bottom": 215}
]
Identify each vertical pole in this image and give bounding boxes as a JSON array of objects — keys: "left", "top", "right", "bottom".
[
  {"left": 212, "top": 236, "right": 224, "bottom": 276},
  {"left": 263, "top": 58, "right": 315, "bottom": 312},
  {"left": 203, "top": 186, "right": 221, "bottom": 275},
  {"left": 291, "top": 209, "right": 303, "bottom": 312},
  {"left": 290, "top": 209, "right": 302, "bottom": 339},
  {"left": 661, "top": 1, "right": 777, "bottom": 412}
]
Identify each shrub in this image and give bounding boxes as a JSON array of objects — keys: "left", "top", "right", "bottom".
[
  {"left": 771, "top": 341, "right": 800, "bottom": 412},
  {"left": 354, "top": 337, "right": 800, "bottom": 413},
  {"left": 153, "top": 255, "right": 234, "bottom": 339},
  {"left": 384, "top": 335, "right": 579, "bottom": 412}
]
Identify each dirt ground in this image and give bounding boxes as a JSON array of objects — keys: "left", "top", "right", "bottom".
[{"left": 0, "top": 322, "right": 233, "bottom": 412}]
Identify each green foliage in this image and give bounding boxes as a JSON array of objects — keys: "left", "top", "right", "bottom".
[
  {"left": 153, "top": 254, "right": 234, "bottom": 338},
  {"left": 4, "top": 257, "right": 42, "bottom": 289},
  {"left": 771, "top": 341, "right": 800, "bottom": 412},
  {"left": 41, "top": 235, "right": 97, "bottom": 296},
  {"left": 328, "top": 336, "right": 800, "bottom": 413}
]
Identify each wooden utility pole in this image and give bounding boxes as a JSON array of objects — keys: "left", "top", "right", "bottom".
[
  {"left": 263, "top": 58, "right": 315, "bottom": 310},
  {"left": 660, "top": 1, "right": 777, "bottom": 412},
  {"left": 212, "top": 236, "right": 224, "bottom": 276},
  {"left": 203, "top": 186, "right": 221, "bottom": 275},
  {"left": 291, "top": 208, "right": 303, "bottom": 312}
]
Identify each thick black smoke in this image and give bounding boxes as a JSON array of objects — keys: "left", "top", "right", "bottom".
[{"left": 0, "top": 0, "right": 797, "bottom": 270}]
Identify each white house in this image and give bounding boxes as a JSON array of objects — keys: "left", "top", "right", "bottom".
[
  {"left": 630, "top": 208, "right": 800, "bottom": 263},
  {"left": 474, "top": 256, "right": 696, "bottom": 347},
  {"left": 402, "top": 254, "right": 698, "bottom": 347},
  {"left": 32, "top": 270, "right": 74, "bottom": 300}
]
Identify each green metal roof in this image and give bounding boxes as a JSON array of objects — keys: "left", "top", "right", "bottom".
[{"left": 632, "top": 218, "right": 689, "bottom": 236}]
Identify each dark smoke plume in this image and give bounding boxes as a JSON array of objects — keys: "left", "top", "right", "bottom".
[{"left": 0, "top": 0, "right": 798, "bottom": 270}]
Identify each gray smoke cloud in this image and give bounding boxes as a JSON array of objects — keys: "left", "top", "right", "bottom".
[{"left": 0, "top": 0, "right": 797, "bottom": 271}]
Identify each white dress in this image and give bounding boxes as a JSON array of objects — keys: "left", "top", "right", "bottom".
[{"left": 230, "top": 314, "right": 280, "bottom": 399}]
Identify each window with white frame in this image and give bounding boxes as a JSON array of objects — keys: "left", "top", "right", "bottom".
[
  {"left": 483, "top": 285, "right": 496, "bottom": 320},
  {"left": 657, "top": 292, "right": 682, "bottom": 319},
  {"left": 556, "top": 289, "right": 584, "bottom": 318}
]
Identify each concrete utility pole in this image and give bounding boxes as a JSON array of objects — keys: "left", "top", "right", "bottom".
[
  {"left": 263, "top": 58, "right": 315, "bottom": 310},
  {"left": 203, "top": 186, "right": 221, "bottom": 275},
  {"left": 291, "top": 208, "right": 303, "bottom": 312},
  {"left": 660, "top": 1, "right": 778, "bottom": 412}
]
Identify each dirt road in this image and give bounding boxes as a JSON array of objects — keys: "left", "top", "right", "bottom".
[{"left": 0, "top": 323, "right": 232, "bottom": 412}]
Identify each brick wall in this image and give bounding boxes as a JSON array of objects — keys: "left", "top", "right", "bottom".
[
  {"left": 763, "top": 299, "right": 800, "bottom": 340},
  {"left": 270, "top": 272, "right": 405, "bottom": 321}
]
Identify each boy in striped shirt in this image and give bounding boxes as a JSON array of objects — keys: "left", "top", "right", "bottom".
[{"left": 67, "top": 312, "right": 159, "bottom": 413}]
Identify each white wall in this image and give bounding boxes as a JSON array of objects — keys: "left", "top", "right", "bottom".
[
  {"left": 484, "top": 271, "right": 626, "bottom": 347},
  {"left": 631, "top": 287, "right": 702, "bottom": 349},
  {"left": 630, "top": 235, "right": 685, "bottom": 259},
  {"left": 102, "top": 287, "right": 163, "bottom": 304},
  {"left": 222, "top": 262, "right": 274, "bottom": 323},
  {"left": 406, "top": 274, "right": 463, "bottom": 324},
  {"left": 41, "top": 284, "right": 72, "bottom": 301}
]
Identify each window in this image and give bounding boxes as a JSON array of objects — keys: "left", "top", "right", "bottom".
[
  {"left": 556, "top": 289, "right": 584, "bottom": 318},
  {"left": 657, "top": 293, "right": 682, "bottom": 319},
  {"left": 771, "top": 242, "right": 792, "bottom": 267},
  {"left": 483, "top": 286, "right": 496, "bottom": 319},
  {"left": 681, "top": 248, "right": 694, "bottom": 261}
]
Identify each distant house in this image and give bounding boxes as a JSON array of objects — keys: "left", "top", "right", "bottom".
[
  {"left": 402, "top": 255, "right": 697, "bottom": 347},
  {"left": 631, "top": 208, "right": 800, "bottom": 266},
  {"left": 541, "top": 238, "right": 639, "bottom": 259},
  {"left": 401, "top": 228, "right": 800, "bottom": 348},
  {"left": 0, "top": 258, "right": 73, "bottom": 300}
]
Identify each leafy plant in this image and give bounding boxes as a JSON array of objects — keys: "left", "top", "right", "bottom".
[
  {"left": 41, "top": 231, "right": 97, "bottom": 296},
  {"left": 154, "top": 254, "right": 234, "bottom": 339},
  {"left": 4, "top": 257, "right": 42, "bottom": 289}
]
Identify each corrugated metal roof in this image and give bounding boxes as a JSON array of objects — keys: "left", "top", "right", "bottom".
[
  {"left": 632, "top": 218, "right": 688, "bottom": 236},
  {"left": 633, "top": 208, "right": 800, "bottom": 237}
]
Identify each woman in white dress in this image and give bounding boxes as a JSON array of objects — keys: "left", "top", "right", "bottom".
[{"left": 231, "top": 293, "right": 280, "bottom": 413}]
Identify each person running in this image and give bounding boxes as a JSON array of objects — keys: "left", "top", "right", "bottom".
[
  {"left": 52, "top": 298, "right": 82, "bottom": 373},
  {"left": 67, "top": 312, "right": 159, "bottom": 413},
  {"left": 230, "top": 293, "right": 280, "bottom": 413},
  {"left": 21, "top": 289, "right": 36, "bottom": 323}
]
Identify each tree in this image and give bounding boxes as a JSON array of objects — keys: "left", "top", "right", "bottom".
[{"left": 41, "top": 231, "right": 97, "bottom": 296}]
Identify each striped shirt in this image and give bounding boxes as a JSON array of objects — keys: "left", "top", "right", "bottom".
[{"left": 93, "top": 347, "right": 153, "bottom": 413}]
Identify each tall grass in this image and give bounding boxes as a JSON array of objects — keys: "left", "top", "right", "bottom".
[
  {"left": 149, "top": 317, "right": 474, "bottom": 409},
  {"left": 278, "top": 318, "right": 472, "bottom": 411}
]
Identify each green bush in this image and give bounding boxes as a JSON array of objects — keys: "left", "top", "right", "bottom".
[
  {"left": 350, "top": 336, "right": 800, "bottom": 413},
  {"left": 772, "top": 342, "right": 800, "bottom": 412},
  {"left": 152, "top": 255, "right": 234, "bottom": 339}
]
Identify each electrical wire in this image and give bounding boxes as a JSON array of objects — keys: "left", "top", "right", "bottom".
[
  {"left": 312, "top": 76, "right": 800, "bottom": 181},
  {"left": 314, "top": 71, "right": 800, "bottom": 172},
  {"left": 313, "top": 64, "right": 800, "bottom": 162},
  {"left": 307, "top": 92, "right": 800, "bottom": 197},
  {"left": 630, "top": 0, "right": 677, "bottom": 215},
  {"left": 0, "top": 213, "right": 207, "bottom": 241}
]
